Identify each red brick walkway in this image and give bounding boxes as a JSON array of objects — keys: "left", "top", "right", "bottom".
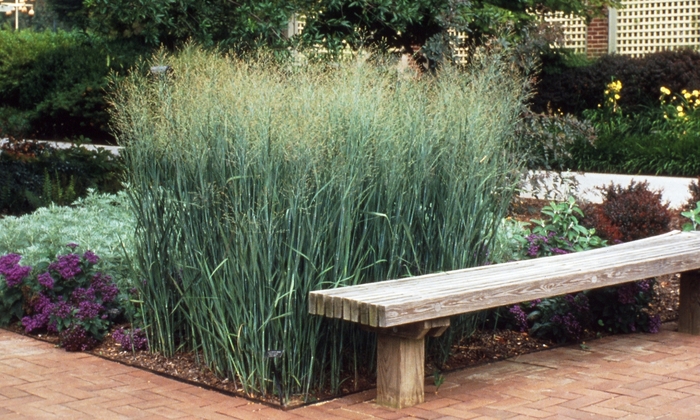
[{"left": 2, "top": 324, "right": 700, "bottom": 419}]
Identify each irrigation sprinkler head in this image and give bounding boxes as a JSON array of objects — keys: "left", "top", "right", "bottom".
[
  {"left": 265, "top": 350, "right": 284, "bottom": 359},
  {"left": 150, "top": 66, "right": 173, "bottom": 76}
]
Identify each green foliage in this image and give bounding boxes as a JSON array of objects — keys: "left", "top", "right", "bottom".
[
  {"left": 497, "top": 197, "right": 659, "bottom": 343},
  {"left": 534, "top": 50, "right": 700, "bottom": 116},
  {"left": 568, "top": 81, "right": 700, "bottom": 176},
  {"left": 682, "top": 202, "right": 700, "bottom": 232},
  {"left": 82, "top": 0, "right": 296, "bottom": 50},
  {"left": 300, "top": 0, "right": 618, "bottom": 57},
  {"left": 527, "top": 293, "right": 590, "bottom": 343},
  {"left": 0, "top": 29, "right": 146, "bottom": 140},
  {"left": 0, "top": 190, "right": 135, "bottom": 291},
  {"left": 0, "top": 140, "right": 124, "bottom": 215},
  {"left": 526, "top": 197, "right": 605, "bottom": 257},
  {"left": 112, "top": 45, "right": 528, "bottom": 400},
  {"left": 588, "top": 279, "right": 659, "bottom": 334},
  {"left": 516, "top": 109, "right": 596, "bottom": 170}
]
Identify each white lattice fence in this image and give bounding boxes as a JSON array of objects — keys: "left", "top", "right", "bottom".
[
  {"left": 544, "top": 12, "right": 588, "bottom": 53},
  {"left": 614, "top": 0, "right": 700, "bottom": 56}
]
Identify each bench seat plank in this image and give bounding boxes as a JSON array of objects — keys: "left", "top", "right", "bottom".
[{"left": 310, "top": 231, "right": 700, "bottom": 328}]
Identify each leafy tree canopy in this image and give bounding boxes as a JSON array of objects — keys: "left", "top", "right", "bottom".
[
  {"left": 300, "top": 0, "right": 621, "bottom": 54},
  {"left": 42, "top": 0, "right": 620, "bottom": 54},
  {"left": 45, "top": 0, "right": 299, "bottom": 51}
]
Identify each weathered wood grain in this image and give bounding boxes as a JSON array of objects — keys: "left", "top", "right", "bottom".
[
  {"left": 679, "top": 270, "right": 700, "bottom": 334},
  {"left": 376, "top": 333, "right": 425, "bottom": 408},
  {"left": 309, "top": 231, "right": 700, "bottom": 328}
]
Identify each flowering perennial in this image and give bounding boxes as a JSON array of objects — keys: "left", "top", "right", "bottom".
[{"left": 0, "top": 244, "right": 124, "bottom": 352}]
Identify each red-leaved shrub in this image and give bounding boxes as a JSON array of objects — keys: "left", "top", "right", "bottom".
[{"left": 582, "top": 181, "right": 671, "bottom": 242}]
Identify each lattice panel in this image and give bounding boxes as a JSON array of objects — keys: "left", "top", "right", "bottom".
[
  {"left": 287, "top": 14, "right": 305, "bottom": 37},
  {"left": 544, "top": 12, "right": 588, "bottom": 53},
  {"left": 615, "top": 1, "right": 700, "bottom": 56},
  {"left": 447, "top": 29, "right": 470, "bottom": 64}
]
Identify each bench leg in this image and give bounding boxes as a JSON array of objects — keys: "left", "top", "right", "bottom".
[
  {"left": 377, "top": 334, "right": 425, "bottom": 408},
  {"left": 373, "top": 318, "right": 450, "bottom": 408},
  {"left": 679, "top": 270, "right": 700, "bottom": 334}
]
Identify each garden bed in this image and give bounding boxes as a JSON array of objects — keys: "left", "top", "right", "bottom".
[{"left": 2, "top": 274, "right": 679, "bottom": 409}]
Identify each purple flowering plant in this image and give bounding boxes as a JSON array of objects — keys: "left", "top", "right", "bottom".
[
  {"left": 524, "top": 197, "right": 605, "bottom": 258},
  {"left": 0, "top": 254, "right": 32, "bottom": 324},
  {"left": 502, "top": 198, "right": 658, "bottom": 343},
  {"left": 0, "top": 244, "right": 124, "bottom": 351},
  {"left": 112, "top": 327, "right": 149, "bottom": 351}
]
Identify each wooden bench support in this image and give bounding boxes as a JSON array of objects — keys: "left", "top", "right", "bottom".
[
  {"left": 679, "top": 270, "right": 700, "bottom": 334},
  {"left": 375, "top": 318, "right": 449, "bottom": 408}
]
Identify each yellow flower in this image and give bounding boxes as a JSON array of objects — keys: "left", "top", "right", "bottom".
[
  {"left": 679, "top": 111, "right": 686, "bottom": 117},
  {"left": 695, "top": 99, "right": 700, "bottom": 106},
  {"left": 660, "top": 86, "right": 671, "bottom": 95},
  {"left": 614, "top": 94, "right": 620, "bottom": 100},
  {"left": 684, "top": 92, "right": 692, "bottom": 99},
  {"left": 693, "top": 90, "right": 699, "bottom": 97}
]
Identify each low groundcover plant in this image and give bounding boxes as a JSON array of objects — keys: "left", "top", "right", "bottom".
[{"left": 0, "top": 244, "right": 125, "bottom": 351}]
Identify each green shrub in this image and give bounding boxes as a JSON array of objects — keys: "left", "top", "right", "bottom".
[
  {"left": 534, "top": 50, "right": 700, "bottom": 116},
  {"left": 567, "top": 82, "right": 700, "bottom": 176},
  {"left": 0, "top": 140, "right": 124, "bottom": 215},
  {"left": 516, "top": 109, "right": 596, "bottom": 170},
  {"left": 499, "top": 198, "right": 659, "bottom": 342},
  {"left": 0, "top": 30, "right": 147, "bottom": 141},
  {"left": 0, "top": 190, "right": 135, "bottom": 291},
  {"left": 112, "top": 45, "right": 528, "bottom": 401}
]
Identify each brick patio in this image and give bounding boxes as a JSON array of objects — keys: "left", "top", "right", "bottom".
[{"left": 2, "top": 323, "right": 700, "bottom": 419}]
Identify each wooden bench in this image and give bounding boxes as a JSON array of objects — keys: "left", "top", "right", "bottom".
[{"left": 309, "top": 230, "right": 700, "bottom": 408}]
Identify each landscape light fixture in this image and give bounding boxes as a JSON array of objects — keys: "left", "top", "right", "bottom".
[{"left": 0, "top": 0, "right": 35, "bottom": 30}]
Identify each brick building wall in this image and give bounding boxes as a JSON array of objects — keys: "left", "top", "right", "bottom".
[{"left": 586, "top": 14, "right": 610, "bottom": 57}]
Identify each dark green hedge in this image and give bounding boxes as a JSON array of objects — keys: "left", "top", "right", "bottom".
[
  {"left": 533, "top": 50, "right": 700, "bottom": 116},
  {"left": 0, "top": 30, "right": 147, "bottom": 142},
  {"left": 0, "top": 141, "right": 123, "bottom": 215}
]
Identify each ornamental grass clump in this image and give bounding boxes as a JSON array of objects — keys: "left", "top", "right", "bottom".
[{"left": 111, "top": 45, "right": 528, "bottom": 401}]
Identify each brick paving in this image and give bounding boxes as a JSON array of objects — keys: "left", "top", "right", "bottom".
[{"left": 3, "top": 324, "right": 700, "bottom": 419}]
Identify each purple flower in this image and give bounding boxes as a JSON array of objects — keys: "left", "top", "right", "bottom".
[
  {"left": 648, "top": 315, "right": 661, "bottom": 334},
  {"left": 66, "top": 243, "right": 79, "bottom": 250},
  {"left": 53, "top": 254, "right": 82, "bottom": 280},
  {"left": 83, "top": 250, "right": 100, "bottom": 265},
  {"left": 37, "top": 272, "right": 55, "bottom": 289},
  {"left": 0, "top": 253, "right": 21, "bottom": 273},
  {"left": 22, "top": 294, "right": 55, "bottom": 333},
  {"left": 637, "top": 280, "right": 651, "bottom": 293},
  {"left": 509, "top": 305, "right": 529, "bottom": 332},
  {"left": 76, "top": 300, "right": 103, "bottom": 320},
  {"left": 113, "top": 327, "right": 149, "bottom": 351},
  {"left": 72, "top": 287, "right": 96, "bottom": 303},
  {"left": 552, "top": 312, "right": 582, "bottom": 340},
  {"left": 2, "top": 265, "right": 32, "bottom": 288},
  {"left": 60, "top": 325, "right": 98, "bottom": 352},
  {"left": 617, "top": 284, "right": 637, "bottom": 305},
  {"left": 550, "top": 247, "right": 570, "bottom": 255},
  {"left": 91, "top": 273, "right": 118, "bottom": 303},
  {"left": 52, "top": 299, "right": 74, "bottom": 320}
]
